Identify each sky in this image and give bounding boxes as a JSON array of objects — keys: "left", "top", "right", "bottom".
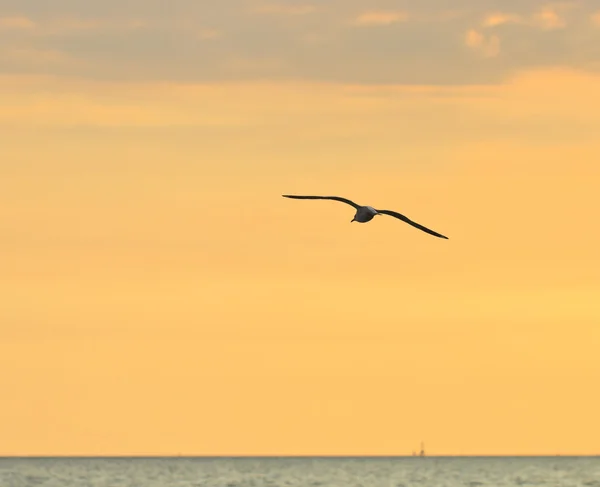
[{"left": 1, "top": 0, "right": 600, "bottom": 456}]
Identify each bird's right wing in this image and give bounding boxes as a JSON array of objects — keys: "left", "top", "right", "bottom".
[{"left": 282, "top": 195, "right": 361, "bottom": 210}]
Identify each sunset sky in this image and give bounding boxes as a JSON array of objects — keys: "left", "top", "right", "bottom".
[{"left": 1, "top": 0, "right": 600, "bottom": 456}]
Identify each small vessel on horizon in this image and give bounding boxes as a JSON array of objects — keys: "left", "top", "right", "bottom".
[{"left": 412, "top": 442, "right": 426, "bottom": 457}]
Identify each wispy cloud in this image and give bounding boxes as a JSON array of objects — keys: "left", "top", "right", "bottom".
[
  {"left": 0, "top": 46, "right": 76, "bottom": 65},
  {"left": 479, "top": 3, "right": 580, "bottom": 32},
  {"left": 197, "top": 28, "right": 222, "bottom": 40},
  {"left": 43, "top": 17, "right": 146, "bottom": 34},
  {"left": 533, "top": 6, "right": 566, "bottom": 30},
  {"left": 482, "top": 13, "right": 523, "bottom": 27},
  {"left": 469, "top": 4, "right": 574, "bottom": 60},
  {"left": 0, "top": 1, "right": 598, "bottom": 86},
  {"left": 221, "top": 56, "right": 289, "bottom": 75},
  {"left": 464, "top": 29, "right": 501, "bottom": 58},
  {"left": 253, "top": 3, "right": 317, "bottom": 15},
  {"left": 0, "top": 14, "right": 146, "bottom": 36},
  {"left": 352, "top": 10, "right": 409, "bottom": 27},
  {"left": 0, "top": 16, "right": 36, "bottom": 30}
]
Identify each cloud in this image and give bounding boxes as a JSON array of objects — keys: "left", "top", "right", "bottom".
[
  {"left": 0, "top": 1, "right": 599, "bottom": 86},
  {"left": 0, "top": 74, "right": 253, "bottom": 128},
  {"left": 352, "top": 10, "right": 409, "bottom": 26},
  {"left": 0, "top": 46, "right": 76, "bottom": 65},
  {"left": 464, "top": 29, "right": 483, "bottom": 47},
  {"left": 0, "top": 16, "right": 36, "bottom": 30},
  {"left": 464, "top": 29, "right": 500, "bottom": 58},
  {"left": 46, "top": 17, "right": 146, "bottom": 33},
  {"left": 0, "top": 70, "right": 514, "bottom": 131},
  {"left": 253, "top": 3, "right": 317, "bottom": 15},
  {"left": 468, "top": 4, "right": 578, "bottom": 62},
  {"left": 591, "top": 11, "right": 600, "bottom": 26},
  {"left": 221, "top": 57, "right": 289, "bottom": 75},
  {"left": 482, "top": 13, "right": 523, "bottom": 27},
  {"left": 532, "top": 5, "right": 566, "bottom": 30},
  {"left": 197, "top": 29, "right": 222, "bottom": 40},
  {"left": 0, "top": 14, "right": 146, "bottom": 36},
  {"left": 480, "top": 4, "right": 576, "bottom": 31}
]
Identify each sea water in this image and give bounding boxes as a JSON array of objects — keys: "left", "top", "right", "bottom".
[{"left": 0, "top": 456, "right": 598, "bottom": 487}]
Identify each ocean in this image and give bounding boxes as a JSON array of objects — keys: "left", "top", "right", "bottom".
[{"left": 0, "top": 456, "right": 598, "bottom": 487}]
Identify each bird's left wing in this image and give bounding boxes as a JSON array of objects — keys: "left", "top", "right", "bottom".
[{"left": 376, "top": 209, "right": 449, "bottom": 239}]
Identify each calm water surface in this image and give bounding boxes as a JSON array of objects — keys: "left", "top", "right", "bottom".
[{"left": 0, "top": 457, "right": 599, "bottom": 487}]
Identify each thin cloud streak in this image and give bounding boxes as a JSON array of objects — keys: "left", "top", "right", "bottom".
[
  {"left": 0, "top": 16, "right": 36, "bottom": 29},
  {"left": 352, "top": 10, "right": 409, "bottom": 26},
  {"left": 482, "top": 12, "right": 524, "bottom": 27},
  {"left": 252, "top": 3, "right": 317, "bottom": 15},
  {"left": 0, "top": 46, "right": 79, "bottom": 66},
  {"left": 0, "top": 14, "right": 147, "bottom": 35},
  {"left": 197, "top": 28, "right": 222, "bottom": 40}
]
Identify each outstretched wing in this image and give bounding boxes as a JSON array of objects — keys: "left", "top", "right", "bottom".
[
  {"left": 376, "top": 209, "right": 449, "bottom": 239},
  {"left": 282, "top": 195, "right": 361, "bottom": 210}
]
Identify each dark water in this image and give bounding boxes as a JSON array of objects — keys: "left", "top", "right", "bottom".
[{"left": 0, "top": 457, "right": 599, "bottom": 487}]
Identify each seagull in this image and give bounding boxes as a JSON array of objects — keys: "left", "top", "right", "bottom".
[{"left": 282, "top": 194, "right": 448, "bottom": 239}]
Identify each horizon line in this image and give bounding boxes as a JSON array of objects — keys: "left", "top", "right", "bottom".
[{"left": 1, "top": 454, "right": 599, "bottom": 459}]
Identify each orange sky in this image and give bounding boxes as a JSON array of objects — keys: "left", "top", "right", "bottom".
[{"left": 1, "top": 1, "right": 600, "bottom": 456}]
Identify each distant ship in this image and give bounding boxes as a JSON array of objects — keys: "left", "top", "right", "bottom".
[{"left": 412, "top": 442, "right": 426, "bottom": 457}]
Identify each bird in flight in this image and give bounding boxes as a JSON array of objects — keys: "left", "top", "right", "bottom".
[{"left": 282, "top": 194, "right": 448, "bottom": 239}]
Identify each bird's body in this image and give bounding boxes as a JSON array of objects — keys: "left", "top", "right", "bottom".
[
  {"left": 353, "top": 205, "right": 378, "bottom": 223},
  {"left": 282, "top": 194, "right": 448, "bottom": 239}
]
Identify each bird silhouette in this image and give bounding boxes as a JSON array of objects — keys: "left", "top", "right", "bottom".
[{"left": 282, "top": 194, "right": 448, "bottom": 239}]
